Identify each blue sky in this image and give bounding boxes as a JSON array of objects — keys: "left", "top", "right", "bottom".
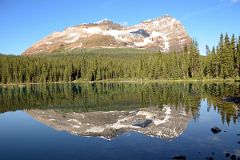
[{"left": 0, "top": 0, "right": 239, "bottom": 55}]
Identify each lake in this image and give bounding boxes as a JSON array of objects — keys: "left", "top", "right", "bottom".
[{"left": 0, "top": 83, "right": 239, "bottom": 160}]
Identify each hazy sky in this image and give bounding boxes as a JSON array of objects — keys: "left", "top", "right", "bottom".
[{"left": 0, "top": 0, "right": 240, "bottom": 55}]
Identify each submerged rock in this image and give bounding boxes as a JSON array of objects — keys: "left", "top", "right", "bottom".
[
  {"left": 205, "top": 157, "right": 214, "bottom": 160},
  {"left": 231, "top": 155, "right": 236, "bottom": 160},
  {"left": 172, "top": 155, "right": 186, "bottom": 160},
  {"left": 211, "top": 127, "right": 221, "bottom": 134},
  {"left": 225, "top": 153, "right": 231, "bottom": 157},
  {"left": 132, "top": 119, "right": 152, "bottom": 128}
]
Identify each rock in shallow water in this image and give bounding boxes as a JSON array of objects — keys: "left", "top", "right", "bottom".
[
  {"left": 172, "top": 155, "right": 186, "bottom": 160},
  {"left": 231, "top": 155, "right": 236, "bottom": 160},
  {"left": 205, "top": 157, "right": 214, "bottom": 160},
  {"left": 211, "top": 127, "right": 221, "bottom": 134},
  {"left": 225, "top": 153, "right": 231, "bottom": 157}
]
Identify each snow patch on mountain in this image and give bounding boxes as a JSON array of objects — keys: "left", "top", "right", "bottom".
[
  {"left": 65, "top": 35, "right": 80, "bottom": 43},
  {"left": 134, "top": 38, "right": 153, "bottom": 47},
  {"left": 82, "top": 27, "right": 102, "bottom": 34},
  {"left": 46, "top": 41, "right": 53, "bottom": 45},
  {"left": 96, "top": 18, "right": 112, "bottom": 24}
]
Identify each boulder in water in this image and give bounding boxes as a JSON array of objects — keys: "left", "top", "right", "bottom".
[
  {"left": 172, "top": 155, "right": 186, "bottom": 160},
  {"left": 225, "top": 153, "right": 231, "bottom": 157},
  {"left": 211, "top": 127, "right": 221, "bottom": 134},
  {"left": 230, "top": 154, "right": 236, "bottom": 160}
]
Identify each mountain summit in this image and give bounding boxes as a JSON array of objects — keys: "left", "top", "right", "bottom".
[{"left": 22, "top": 15, "right": 191, "bottom": 55}]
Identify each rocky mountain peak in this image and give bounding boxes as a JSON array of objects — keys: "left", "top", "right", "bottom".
[
  {"left": 95, "top": 19, "right": 114, "bottom": 25},
  {"left": 22, "top": 15, "right": 191, "bottom": 55}
]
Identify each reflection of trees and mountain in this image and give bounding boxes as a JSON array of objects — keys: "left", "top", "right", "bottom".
[
  {"left": 28, "top": 105, "right": 192, "bottom": 139},
  {"left": 0, "top": 83, "right": 239, "bottom": 138}
]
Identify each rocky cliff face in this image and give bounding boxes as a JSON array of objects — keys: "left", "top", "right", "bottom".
[
  {"left": 22, "top": 15, "right": 191, "bottom": 55},
  {"left": 27, "top": 105, "right": 192, "bottom": 140}
]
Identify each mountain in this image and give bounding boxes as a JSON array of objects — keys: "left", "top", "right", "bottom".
[
  {"left": 27, "top": 105, "right": 192, "bottom": 140},
  {"left": 22, "top": 15, "right": 191, "bottom": 55}
]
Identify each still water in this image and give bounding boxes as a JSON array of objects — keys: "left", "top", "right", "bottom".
[{"left": 0, "top": 83, "right": 239, "bottom": 160}]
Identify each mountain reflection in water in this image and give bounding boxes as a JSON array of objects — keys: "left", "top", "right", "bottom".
[
  {"left": 27, "top": 105, "right": 192, "bottom": 139},
  {"left": 0, "top": 83, "right": 240, "bottom": 160}
]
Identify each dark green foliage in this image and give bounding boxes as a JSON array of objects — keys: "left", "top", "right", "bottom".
[
  {"left": 0, "top": 33, "right": 239, "bottom": 84},
  {"left": 201, "top": 33, "right": 240, "bottom": 79},
  {"left": 0, "top": 47, "right": 201, "bottom": 83}
]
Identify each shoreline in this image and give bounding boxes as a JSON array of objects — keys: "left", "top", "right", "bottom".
[{"left": 0, "top": 78, "right": 239, "bottom": 86}]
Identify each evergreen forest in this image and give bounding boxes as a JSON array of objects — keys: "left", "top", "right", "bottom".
[{"left": 0, "top": 33, "right": 239, "bottom": 84}]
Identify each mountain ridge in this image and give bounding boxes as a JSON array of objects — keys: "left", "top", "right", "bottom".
[{"left": 22, "top": 15, "right": 192, "bottom": 55}]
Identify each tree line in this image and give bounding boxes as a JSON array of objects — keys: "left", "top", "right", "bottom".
[
  {"left": 0, "top": 33, "right": 239, "bottom": 84},
  {"left": 1, "top": 83, "right": 239, "bottom": 124}
]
